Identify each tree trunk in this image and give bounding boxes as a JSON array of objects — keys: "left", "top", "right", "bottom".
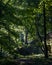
[{"left": 43, "top": 1, "right": 48, "bottom": 58}]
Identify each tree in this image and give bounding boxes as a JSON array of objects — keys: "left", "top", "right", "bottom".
[
  {"left": 0, "top": 0, "right": 52, "bottom": 58},
  {"left": 36, "top": 0, "right": 52, "bottom": 58},
  {"left": 43, "top": 1, "right": 48, "bottom": 58}
]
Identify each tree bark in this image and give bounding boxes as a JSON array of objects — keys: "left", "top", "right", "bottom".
[{"left": 43, "top": 1, "right": 48, "bottom": 58}]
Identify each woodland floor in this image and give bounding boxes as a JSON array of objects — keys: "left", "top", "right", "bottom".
[{"left": 0, "top": 55, "right": 52, "bottom": 65}]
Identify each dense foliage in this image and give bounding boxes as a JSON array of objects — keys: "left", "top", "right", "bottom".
[{"left": 0, "top": 0, "right": 52, "bottom": 58}]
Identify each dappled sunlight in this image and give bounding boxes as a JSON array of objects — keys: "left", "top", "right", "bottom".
[{"left": 0, "top": 0, "right": 52, "bottom": 65}]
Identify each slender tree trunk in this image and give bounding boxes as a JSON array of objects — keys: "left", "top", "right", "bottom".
[
  {"left": 43, "top": 1, "right": 48, "bottom": 58},
  {"left": 35, "top": 22, "right": 44, "bottom": 52},
  {"left": 35, "top": 22, "right": 42, "bottom": 42}
]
